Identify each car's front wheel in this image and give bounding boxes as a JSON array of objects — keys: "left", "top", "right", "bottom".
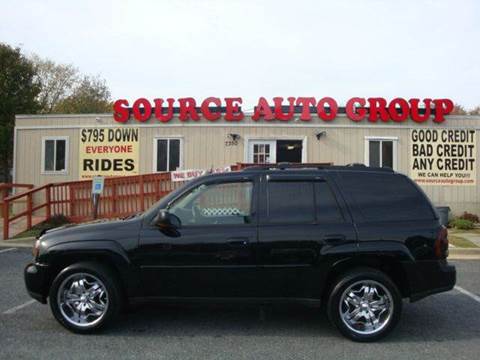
[
  {"left": 49, "top": 262, "right": 121, "bottom": 333},
  {"left": 327, "top": 268, "right": 402, "bottom": 342}
]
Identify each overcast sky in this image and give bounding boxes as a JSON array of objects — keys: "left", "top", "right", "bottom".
[{"left": 1, "top": 0, "right": 479, "bottom": 109}]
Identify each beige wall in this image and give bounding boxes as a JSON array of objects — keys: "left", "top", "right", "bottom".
[{"left": 14, "top": 114, "right": 480, "bottom": 216}]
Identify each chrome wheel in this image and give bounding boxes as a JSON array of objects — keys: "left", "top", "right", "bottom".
[
  {"left": 339, "top": 280, "right": 393, "bottom": 335},
  {"left": 57, "top": 273, "right": 109, "bottom": 328}
]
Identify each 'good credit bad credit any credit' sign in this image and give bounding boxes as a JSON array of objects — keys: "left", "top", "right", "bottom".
[
  {"left": 79, "top": 128, "right": 139, "bottom": 179},
  {"left": 410, "top": 129, "right": 476, "bottom": 186}
]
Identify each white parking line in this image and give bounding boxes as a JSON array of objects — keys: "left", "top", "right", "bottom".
[
  {"left": 0, "top": 248, "right": 17, "bottom": 254},
  {"left": 3, "top": 300, "right": 37, "bottom": 315},
  {"left": 455, "top": 286, "right": 480, "bottom": 304}
]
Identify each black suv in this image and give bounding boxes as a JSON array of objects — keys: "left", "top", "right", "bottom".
[{"left": 25, "top": 165, "right": 456, "bottom": 341}]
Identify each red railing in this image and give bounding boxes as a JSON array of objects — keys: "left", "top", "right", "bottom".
[
  {"left": 0, "top": 183, "right": 35, "bottom": 216},
  {"left": 2, "top": 173, "right": 185, "bottom": 240}
]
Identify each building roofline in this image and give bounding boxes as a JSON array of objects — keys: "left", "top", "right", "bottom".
[{"left": 16, "top": 113, "right": 113, "bottom": 119}]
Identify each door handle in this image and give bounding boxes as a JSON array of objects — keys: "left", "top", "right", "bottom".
[
  {"left": 227, "top": 237, "right": 250, "bottom": 246},
  {"left": 323, "top": 234, "right": 347, "bottom": 244}
]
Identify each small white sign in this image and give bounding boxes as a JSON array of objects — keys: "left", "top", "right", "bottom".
[
  {"left": 171, "top": 166, "right": 231, "bottom": 182},
  {"left": 92, "top": 176, "right": 105, "bottom": 194}
]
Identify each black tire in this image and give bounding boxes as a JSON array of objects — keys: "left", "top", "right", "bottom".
[
  {"left": 49, "top": 262, "right": 121, "bottom": 334},
  {"left": 327, "top": 267, "right": 402, "bottom": 342}
]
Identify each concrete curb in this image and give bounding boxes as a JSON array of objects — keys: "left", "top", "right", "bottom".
[
  {"left": 449, "top": 247, "right": 480, "bottom": 260},
  {"left": 0, "top": 237, "right": 36, "bottom": 248}
]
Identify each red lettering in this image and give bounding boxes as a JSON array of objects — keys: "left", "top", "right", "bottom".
[
  {"left": 433, "top": 98, "right": 454, "bottom": 123},
  {"left": 273, "top": 97, "right": 295, "bottom": 121},
  {"left": 317, "top": 97, "right": 338, "bottom": 121},
  {"left": 295, "top": 97, "right": 316, "bottom": 121},
  {"left": 154, "top": 98, "right": 175, "bottom": 122},
  {"left": 224, "top": 97, "right": 244, "bottom": 121},
  {"left": 252, "top": 97, "right": 274, "bottom": 121},
  {"left": 113, "top": 99, "right": 129, "bottom": 123},
  {"left": 113, "top": 96, "right": 452, "bottom": 124},
  {"left": 388, "top": 98, "right": 409, "bottom": 122},
  {"left": 409, "top": 98, "right": 431, "bottom": 123},
  {"left": 201, "top": 97, "right": 221, "bottom": 121},
  {"left": 178, "top": 98, "right": 200, "bottom": 121},
  {"left": 367, "top": 97, "right": 390, "bottom": 122},
  {"left": 346, "top": 97, "right": 366, "bottom": 121},
  {"left": 132, "top": 98, "right": 152, "bottom": 122}
]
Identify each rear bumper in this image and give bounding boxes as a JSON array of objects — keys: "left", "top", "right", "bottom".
[
  {"left": 404, "top": 260, "right": 456, "bottom": 302},
  {"left": 24, "top": 263, "right": 50, "bottom": 304}
]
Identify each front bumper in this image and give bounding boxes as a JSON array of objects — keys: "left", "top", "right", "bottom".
[
  {"left": 24, "top": 263, "right": 50, "bottom": 304},
  {"left": 405, "top": 260, "right": 456, "bottom": 302}
]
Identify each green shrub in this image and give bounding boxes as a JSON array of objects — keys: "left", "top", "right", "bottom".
[
  {"left": 459, "top": 212, "right": 479, "bottom": 223},
  {"left": 451, "top": 218, "right": 474, "bottom": 230},
  {"left": 447, "top": 219, "right": 455, "bottom": 229},
  {"left": 47, "top": 214, "right": 70, "bottom": 227}
]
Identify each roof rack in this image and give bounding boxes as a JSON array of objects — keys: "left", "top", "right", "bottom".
[{"left": 241, "top": 162, "right": 394, "bottom": 172}]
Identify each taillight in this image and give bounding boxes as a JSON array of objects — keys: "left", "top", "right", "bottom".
[{"left": 434, "top": 226, "right": 449, "bottom": 259}]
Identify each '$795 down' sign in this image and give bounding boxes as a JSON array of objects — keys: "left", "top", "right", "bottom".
[{"left": 79, "top": 128, "right": 139, "bottom": 179}]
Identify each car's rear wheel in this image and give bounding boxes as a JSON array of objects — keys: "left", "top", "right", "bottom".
[
  {"left": 327, "top": 268, "right": 402, "bottom": 342},
  {"left": 49, "top": 262, "right": 121, "bottom": 333}
]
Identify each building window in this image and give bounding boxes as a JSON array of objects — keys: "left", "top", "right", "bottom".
[
  {"left": 253, "top": 143, "right": 273, "bottom": 164},
  {"left": 365, "top": 137, "right": 397, "bottom": 170},
  {"left": 155, "top": 138, "right": 182, "bottom": 172},
  {"left": 42, "top": 137, "right": 68, "bottom": 173}
]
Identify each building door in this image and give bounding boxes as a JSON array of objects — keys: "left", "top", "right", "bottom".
[
  {"left": 248, "top": 139, "right": 304, "bottom": 164},
  {"left": 248, "top": 140, "right": 276, "bottom": 164},
  {"left": 276, "top": 140, "right": 303, "bottom": 163}
]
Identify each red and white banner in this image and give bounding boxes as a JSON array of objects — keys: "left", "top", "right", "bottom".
[{"left": 171, "top": 166, "right": 231, "bottom": 182}]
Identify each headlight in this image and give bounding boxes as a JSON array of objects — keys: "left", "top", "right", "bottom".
[{"left": 32, "top": 239, "right": 40, "bottom": 258}]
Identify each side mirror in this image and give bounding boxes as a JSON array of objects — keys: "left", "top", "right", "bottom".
[{"left": 153, "top": 210, "right": 181, "bottom": 229}]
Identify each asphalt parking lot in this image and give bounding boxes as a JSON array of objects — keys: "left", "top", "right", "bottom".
[{"left": 0, "top": 248, "right": 479, "bottom": 360}]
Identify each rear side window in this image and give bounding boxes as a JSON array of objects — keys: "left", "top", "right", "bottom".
[
  {"left": 267, "top": 181, "right": 315, "bottom": 224},
  {"left": 266, "top": 180, "right": 344, "bottom": 224},
  {"left": 315, "top": 182, "right": 344, "bottom": 222},
  {"left": 338, "top": 172, "right": 434, "bottom": 221}
]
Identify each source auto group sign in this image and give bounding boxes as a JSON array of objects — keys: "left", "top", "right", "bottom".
[{"left": 113, "top": 97, "right": 454, "bottom": 123}]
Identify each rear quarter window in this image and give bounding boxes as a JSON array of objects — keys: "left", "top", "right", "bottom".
[{"left": 338, "top": 172, "right": 435, "bottom": 222}]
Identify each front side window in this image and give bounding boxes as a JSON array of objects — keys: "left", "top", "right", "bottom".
[
  {"left": 43, "top": 138, "right": 67, "bottom": 172},
  {"left": 367, "top": 139, "right": 394, "bottom": 169},
  {"left": 169, "top": 181, "right": 253, "bottom": 226},
  {"left": 156, "top": 138, "right": 181, "bottom": 172}
]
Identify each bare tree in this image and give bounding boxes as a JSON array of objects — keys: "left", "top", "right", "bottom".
[
  {"left": 53, "top": 75, "right": 112, "bottom": 114},
  {"left": 31, "top": 54, "right": 78, "bottom": 113},
  {"left": 468, "top": 106, "right": 480, "bottom": 115},
  {"left": 451, "top": 104, "right": 468, "bottom": 115}
]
